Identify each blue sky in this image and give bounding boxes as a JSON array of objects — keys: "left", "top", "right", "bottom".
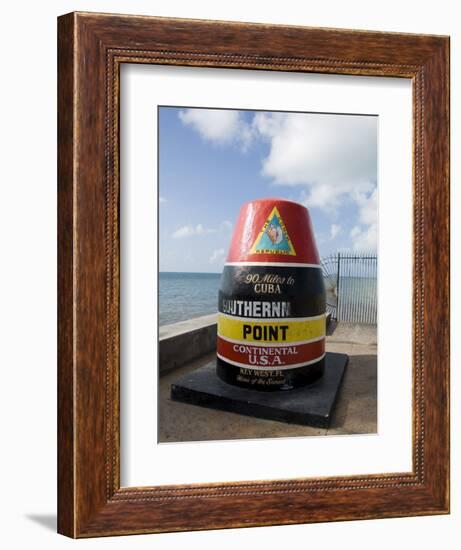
[{"left": 159, "top": 107, "right": 377, "bottom": 273}]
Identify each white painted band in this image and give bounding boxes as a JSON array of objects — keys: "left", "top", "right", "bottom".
[
  {"left": 224, "top": 261, "right": 321, "bottom": 268},
  {"left": 217, "top": 352, "right": 326, "bottom": 371},
  {"left": 217, "top": 333, "right": 325, "bottom": 347}
]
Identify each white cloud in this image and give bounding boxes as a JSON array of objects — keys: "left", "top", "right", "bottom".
[
  {"left": 178, "top": 109, "right": 253, "bottom": 150},
  {"left": 159, "top": 196, "right": 167, "bottom": 203},
  {"left": 348, "top": 188, "right": 378, "bottom": 251},
  {"left": 251, "top": 112, "right": 378, "bottom": 250},
  {"left": 171, "top": 220, "right": 233, "bottom": 239},
  {"left": 350, "top": 223, "right": 377, "bottom": 251},
  {"left": 330, "top": 224, "right": 341, "bottom": 240},
  {"left": 221, "top": 220, "right": 233, "bottom": 231},
  {"left": 252, "top": 112, "right": 377, "bottom": 210},
  {"left": 350, "top": 226, "right": 361, "bottom": 238},
  {"left": 209, "top": 248, "right": 226, "bottom": 266},
  {"left": 171, "top": 218, "right": 234, "bottom": 240},
  {"left": 354, "top": 187, "right": 377, "bottom": 226},
  {"left": 172, "top": 224, "right": 215, "bottom": 239}
]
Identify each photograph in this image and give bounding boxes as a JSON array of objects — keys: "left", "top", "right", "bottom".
[{"left": 158, "top": 105, "right": 378, "bottom": 443}]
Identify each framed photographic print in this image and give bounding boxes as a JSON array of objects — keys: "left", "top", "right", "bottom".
[{"left": 58, "top": 12, "right": 450, "bottom": 537}]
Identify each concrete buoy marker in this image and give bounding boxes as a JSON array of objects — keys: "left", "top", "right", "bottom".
[{"left": 216, "top": 198, "right": 326, "bottom": 391}]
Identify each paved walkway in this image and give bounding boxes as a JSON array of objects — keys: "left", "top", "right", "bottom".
[{"left": 158, "top": 323, "right": 377, "bottom": 443}]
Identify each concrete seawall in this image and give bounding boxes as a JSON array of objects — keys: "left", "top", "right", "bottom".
[{"left": 159, "top": 313, "right": 217, "bottom": 374}]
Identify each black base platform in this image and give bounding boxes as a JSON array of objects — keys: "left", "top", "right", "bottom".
[{"left": 170, "top": 352, "right": 348, "bottom": 428}]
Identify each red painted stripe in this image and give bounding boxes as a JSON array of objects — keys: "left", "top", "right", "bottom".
[
  {"left": 226, "top": 199, "right": 320, "bottom": 264},
  {"left": 217, "top": 336, "right": 325, "bottom": 369}
]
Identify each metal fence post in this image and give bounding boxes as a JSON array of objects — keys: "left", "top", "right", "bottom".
[{"left": 335, "top": 252, "right": 341, "bottom": 321}]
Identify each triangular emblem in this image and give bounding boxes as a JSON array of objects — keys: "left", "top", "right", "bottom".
[{"left": 250, "top": 207, "right": 296, "bottom": 256}]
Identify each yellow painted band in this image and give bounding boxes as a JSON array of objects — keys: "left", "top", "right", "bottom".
[{"left": 217, "top": 314, "right": 326, "bottom": 344}]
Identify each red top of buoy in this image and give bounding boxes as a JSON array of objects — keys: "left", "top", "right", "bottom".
[{"left": 226, "top": 198, "right": 320, "bottom": 265}]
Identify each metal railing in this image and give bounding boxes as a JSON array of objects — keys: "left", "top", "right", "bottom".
[{"left": 321, "top": 252, "right": 377, "bottom": 324}]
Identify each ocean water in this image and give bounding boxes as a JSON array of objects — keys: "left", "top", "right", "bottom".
[{"left": 159, "top": 272, "right": 221, "bottom": 326}]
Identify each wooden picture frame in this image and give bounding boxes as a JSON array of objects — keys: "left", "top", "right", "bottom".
[{"left": 57, "top": 12, "right": 450, "bottom": 538}]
